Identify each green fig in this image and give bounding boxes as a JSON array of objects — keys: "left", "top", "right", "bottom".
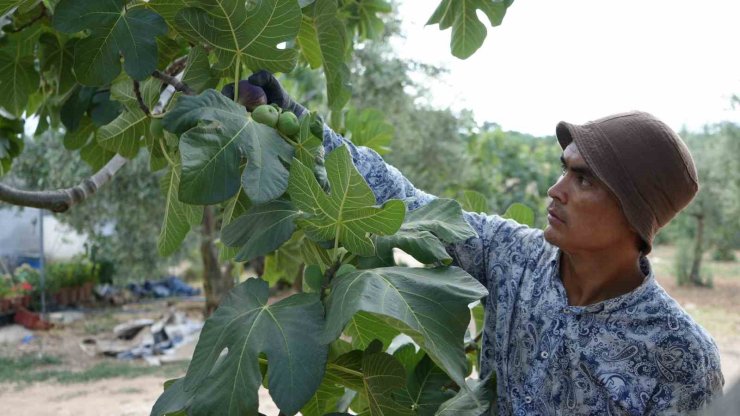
[
  {"left": 277, "top": 111, "right": 300, "bottom": 137},
  {"left": 149, "top": 118, "right": 164, "bottom": 137},
  {"left": 251, "top": 104, "right": 279, "bottom": 127}
]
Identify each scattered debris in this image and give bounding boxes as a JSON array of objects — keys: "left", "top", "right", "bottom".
[
  {"left": 0, "top": 324, "right": 33, "bottom": 345},
  {"left": 80, "top": 309, "right": 202, "bottom": 365},
  {"left": 126, "top": 276, "right": 201, "bottom": 299},
  {"left": 48, "top": 310, "right": 85, "bottom": 325}
]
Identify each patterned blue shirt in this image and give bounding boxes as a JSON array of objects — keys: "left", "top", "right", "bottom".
[{"left": 322, "top": 127, "right": 724, "bottom": 415}]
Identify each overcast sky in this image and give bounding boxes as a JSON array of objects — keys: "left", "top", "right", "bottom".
[{"left": 392, "top": 0, "right": 740, "bottom": 136}]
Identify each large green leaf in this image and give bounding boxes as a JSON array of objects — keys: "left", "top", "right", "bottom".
[
  {"left": 344, "top": 107, "right": 393, "bottom": 155},
  {"left": 0, "top": 0, "right": 28, "bottom": 16},
  {"left": 296, "top": 15, "right": 323, "bottom": 69},
  {"left": 261, "top": 231, "right": 304, "bottom": 286},
  {"left": 0, "top": 116, "right": 24, "bottom": 176},
  {"left": 174, "top": 0, "right": 301, "bottom": 74},
  {"left": 372, "top": 199, "right": 477, "bottom": 266},
  {"left": 340, "top": 0, "right": 392, "bottom": 41},
  {"left": 301, "top": 0, "right": 352, "bottom": 112},
  {"left": 434, "top": 377, "right": 494, "bottom": 416},
  {"left": 502, "top": 202, "right": 535, "bottom": 227},
  {"left": 38, "top": 33, "right": 76, "bottom": 96},
  {"left": 164, "top": 89, "right": 293, "bottom": 205},
  {"left": 426, "top": 0, "right": 513, "bottom": 59},
  {"left": 460, "top": 190, "right": 488, "bottom": 213},
  {"left": 158, "top": 163, "right": 204, "bottom": 256},
  {"left": 345, "top": 311, "right": 400, "bottom": 350},
  {"left": 181, "top": 46, "right": 219, "bottom": 93},
  {"left": 397, "top": 355, "right": 456, "bottom": 416},
  {"left": 151, "top": 377, "right": 191, "bottom": 416},
  {"left": 182, "top": 278, "right": 328, "bottom": 416},
  {"left": 0, "top": 53, "right": 37, "bottom": 117},
  {"left": 241, "top": 122, "right": 294, "bottom": 204},
  {"left": 53, "top": 0, "right": 168, "bottom": 85},
  {"left": 288, "top": 145, "right": 405, "bottom": 256},
  {"left": 97, "top": 107, "right": 148, "bottom": 158},
  {"left": 0, "top": 41, "right": 38, "bottom": 116},
  {"left": 221, "top": 199, "right": 301, "bottom": 262},
  {"left": 323, "top": 266, "right": 487, "bottom": 388},
  {"left": 323, "top": 344, "right": 413, "bottom": 416}
]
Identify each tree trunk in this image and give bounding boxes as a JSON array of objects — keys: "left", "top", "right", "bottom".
[
  {"left": 201, "top": 206, "right": 234, "bottom": 316},
  {"left": 689, "top": 212, "right": 706, "bottom": 287}
]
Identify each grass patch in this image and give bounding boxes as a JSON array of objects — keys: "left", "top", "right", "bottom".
[
  {"left": 82, "top": 311, "right": 120, "bottom": 335},
  {"left": 0, "top": 355, "right": 189, "bottom": 386}
]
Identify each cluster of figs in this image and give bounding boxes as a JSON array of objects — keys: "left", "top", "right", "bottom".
[
  {"left": 221, "top": 79, "right": 330, "bottom": 191},
  {"left": 221, "top": 80, "right": 300, "bottom": 138}
]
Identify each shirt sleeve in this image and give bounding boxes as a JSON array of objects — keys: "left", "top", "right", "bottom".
[
  {"left": 322, "top": 124, "right": 435, "bottom": 210},
  {"left": 645, "top": 335, "right": 725, "bottom": 415},
  {"left": 322, "top": 124, "right": 544, "bottom": 289}
]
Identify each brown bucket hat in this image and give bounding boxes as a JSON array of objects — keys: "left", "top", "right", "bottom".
[{"left": 555, "top": 111, "right": 699, "bottom": 254}]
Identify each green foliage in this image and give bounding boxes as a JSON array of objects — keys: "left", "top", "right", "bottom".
[
  {"left": 502, "top": 202, "right": 535, "bottom": 227},
  {"left": 0, "top": 1, "right": 514, "bottom": 414},
  {"left": 53, "top": 0, "right": 168, "bottom": 85},
  {"left": 45, "top": 257, "right": 99, "bottom": 290},
  {"left": 0, "top": 116, "right": 25, "bottom": 175},
  {"left": 158, "top": 278, "right": 328, "bottom": 416},
  {"left": 427, "top": 0, "right": 514, "bottom": 59},
  {"left": 288, "top": 145, "right": 406, "bottom": 256},
  {"left": 343, "top": 107, "right": 394, "bottom": 155}
]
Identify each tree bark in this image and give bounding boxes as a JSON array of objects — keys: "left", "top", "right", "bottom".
[
  {"left": 201, "top": 206, "right": 234, "bottom": 316},
  {"left": 689, "top": 212, "right": 706, "bottom": 286},
  {"left": 0, "top": 155, "right": 127, "bottom": 212}
]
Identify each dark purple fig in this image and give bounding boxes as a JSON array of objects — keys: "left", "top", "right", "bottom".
[{"left": 220, "top": 80, "right": 267, "bottom": 111}]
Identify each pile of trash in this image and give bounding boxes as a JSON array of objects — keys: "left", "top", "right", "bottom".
[
  {"left": 95, "top": 276, "right": 201, "bottom": 305},
  {"left": 80, "top": 309, "right": 203, "bottom": 365},
  {"left": 127, "top": 276, "right": 201, "bottom": 298}
]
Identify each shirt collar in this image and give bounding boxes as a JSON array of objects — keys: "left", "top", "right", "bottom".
[{"left": 548, "top": 249, "right": 657, "bottom": 315}]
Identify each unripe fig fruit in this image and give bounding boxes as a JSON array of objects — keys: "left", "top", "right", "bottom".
[
  {"left": 149, "top": 118, "right": 164, "bottom": 137},
  {"left": 277, "top": 111, "right": 300, "bottom": 137},
  {"left": 220, "top": 80, "right": 267, "bottom": 111},
  {"left": 309, "top": 116, "right": 324, "bottom": 139},
  {"left": 251, "top": 104, "right": 280, "bottom": 127}
]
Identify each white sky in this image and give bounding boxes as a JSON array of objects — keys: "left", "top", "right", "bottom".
[{"left": 392, "top": 0, "right": 740, "bottom": 136}]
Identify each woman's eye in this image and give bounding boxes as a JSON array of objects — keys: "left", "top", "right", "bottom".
[{"left": 578, "top": 175, "right": 591, "bottom": 186}]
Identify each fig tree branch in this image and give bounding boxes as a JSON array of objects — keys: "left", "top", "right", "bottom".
[
  {"left": 0, "top": 67, "right": 185, "bottom": 213},
  {"left": 0, "top": 155, "right": 127, "bottom": 213},
  {"left": 133, "top": 80, "right": 150, "bottom": 116},
  {"left": 152, "top": 70, "right": 195, "bottom": 95}
]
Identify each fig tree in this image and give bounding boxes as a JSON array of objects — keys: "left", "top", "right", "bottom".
[
  {"left": 220, "top": 80, "right": 267, "bottom": 111},
  {"left": 277, "top": 111, "right": 300, "bottom": 137},
  {"left": 251, "top": 104, "right": 279, "bottom": 127}
]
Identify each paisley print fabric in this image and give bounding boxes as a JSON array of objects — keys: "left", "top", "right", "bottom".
[{"left": 322, "top": 127, "right": 724, "bottom": 415}]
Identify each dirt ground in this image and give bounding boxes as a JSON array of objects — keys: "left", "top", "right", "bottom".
[{"left": 0, "top": 245, "right": 738, "bottom": 416}]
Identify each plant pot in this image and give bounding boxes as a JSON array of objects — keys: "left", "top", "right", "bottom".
[{"left": 83, "top": 282, "right": 94, "bottom": 301}]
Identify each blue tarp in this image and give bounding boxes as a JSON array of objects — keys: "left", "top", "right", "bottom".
[{"left": 127, "top": 276, "right": 200, "bottom": 298}]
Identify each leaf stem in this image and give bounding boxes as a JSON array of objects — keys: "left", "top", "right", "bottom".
[
  {"left": 320, "top": 261, "right": 340, "bottom": 302},
  {"left": 233, "top": 57, "right": 240, "bottom": 103},
  {"left": 158, "top": 138, "right": 176, "bottom": 167}
]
